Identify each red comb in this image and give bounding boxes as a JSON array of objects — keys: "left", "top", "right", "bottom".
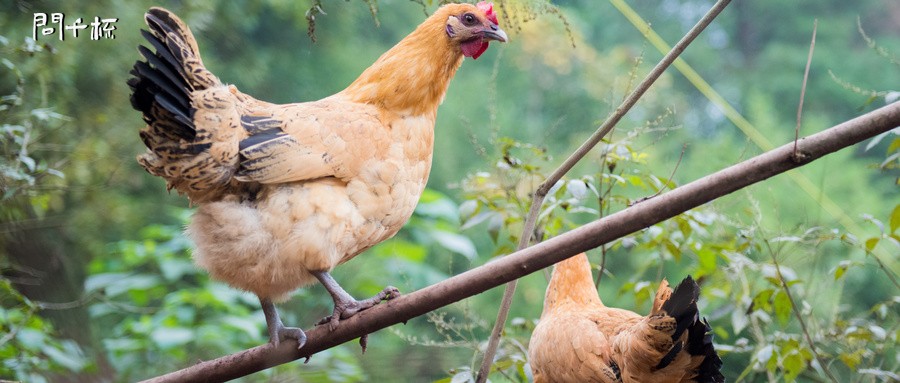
[{"left": 477, "top": 1, "right": 498, "bottom": 25}]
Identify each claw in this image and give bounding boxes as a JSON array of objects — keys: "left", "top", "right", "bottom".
[
  {"left": 359, "top": 334, "right": 368, "bottom": 354},
  {"left": 270, "top": 322, "right": 307, "bottom": 349},
  {"left": 312, "top": 271, "right": 401, "bottom": 351},
  {"left": 321, "top": 285, "right": 401, "bottom": 328},
  {"left": 260, "top": 297, "right": 307, "bottom": 350}
]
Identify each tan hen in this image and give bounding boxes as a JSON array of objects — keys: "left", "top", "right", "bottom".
[
  {"left": 528, "top": 253, "right": 724, "bottom": 382},
  {"left": 127, "top": 3, "right": 507, "bottom": 349}
]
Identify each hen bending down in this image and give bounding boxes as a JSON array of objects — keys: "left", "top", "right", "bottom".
[
  {"left": 127, "top": 3, "right": 506, "bottom": 349},
  {"left": 528, "top": 253, "right": 724, "bottom": 382}
]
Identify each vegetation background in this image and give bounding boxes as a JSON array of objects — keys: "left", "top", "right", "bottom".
[{"left": 1, "top": 0, "right": 897, "bottom": 381}]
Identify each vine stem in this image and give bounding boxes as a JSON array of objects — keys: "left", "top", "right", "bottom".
[{"left": 474, "top": 0, "right": 734, "bottom": 380}]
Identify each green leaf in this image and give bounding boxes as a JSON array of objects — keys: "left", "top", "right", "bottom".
[
  {"left": 375, "top": 239, "right": 427, "bottom": 262},
  {"left": 16, "top": 328, "right": 46, "bottom": 351},
  {"left": 755, "top": 344, "right": 775, "bottom": 368},
  {"left": 431, "top": 230, "right": 477, "bottom": 259},
  {"left": 868, "top": 324, "right": 887, "bottom": 340},
  {"left": 159, "top": 258, "right": 195, "bottom": 281},
  {"left": 42, "top": 341, "right": 86, "bottom": 371},
  {"left": 696, "top": 247, "right": 716, "bottom": 277},
  {"left": 833, "top": 260, "right": 849, "bottom": 280},
  {"left": 866, "top": 130, "right": 891, "bottom": 151},
  {"left": 862, "top": 214, "right": 885, "bottom": 233},
  {"left": 450, "top": 369, "right": 473, "bottom": 383},
  {"left": 20, "top": 155, "right": 35, "bottom": 172},
  {"left": 731, "top": 308, "right": 749, "bottom": 334},
  {"left": 30, "top": 108, "right": 70, "bottom": 121},
  {"left": 487, "top": 213, "right": 504, "bottom": 243},
  {"left": 84, "top": 272, "right": 130, "bottom": 293},
  {"left": 865, "top": 237, "right": 880, "bottom": 251},
  {"left": 771, "top": 236, "right": 801, "bottom": 243},
  {"left": 150, "top": 327, "right": 194, "bottom": 349},
  {"left": 773, "top": 290, "right": 792, "bottom": 326},
  {"left": 664, "top": 239, "right": 681, "bottom": 261},
  {"left": 457, "top": 199, "right": 478, "bottom": 222},
  {"left": 881, "top": 151, "right": 900, "bottom": 168},
  {"left": 751, "top": 289, "right": 774, "bottom": 313},
  {"left": 782, "top": 350, "right": 804, "bottom": 382},
  {"left": 633, "top": 281, "right": 653, "bottom": 306},
  {"left": 676, "top": 217, "right": 693, "bottom": 237},
  {"left": 858, "top": 368, "right": 900, "bottom": 381},
  {"left": 220, "top": 315, "right": 261, "bottom": 339},
  {"left": 460, "top": 211, "right": 494, "bottom": 231},
  {"left": 888, "top": 137, "right": 900, "bottom": 154},
  {"left": 415, "top": 189, "right": 459, "bottom": 222},
  {"left": 890, "top": 204, "right": 900, "bottom": 233},
  {"left": 839, "top": 349, "right": 865, "bottom": 369},
  {"left": 567, "top": 180, "right": 588, "bottom": 199},
  {"left": 105, "top": 274, "right": 162, "bottom": 297}
]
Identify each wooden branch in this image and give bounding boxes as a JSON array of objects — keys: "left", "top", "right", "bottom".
[{"left": 142, "top": 102, "right": 900, "bottom": 383}]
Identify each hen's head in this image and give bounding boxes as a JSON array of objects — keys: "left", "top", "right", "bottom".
[{"left": 442, "top": 2, "right": 508, "bottom": 60}]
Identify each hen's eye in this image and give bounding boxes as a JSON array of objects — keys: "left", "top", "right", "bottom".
[{"left": 463, "top": 13, "right": 476, "bottom": 25}]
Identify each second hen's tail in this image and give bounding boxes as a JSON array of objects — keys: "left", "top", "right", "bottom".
[{"left": 654, "top": 277, "right": 725, "bottom": 382}]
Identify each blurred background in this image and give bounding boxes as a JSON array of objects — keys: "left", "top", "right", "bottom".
[{"left": 1, "top": 0, "right": 897, "bottom": 381}]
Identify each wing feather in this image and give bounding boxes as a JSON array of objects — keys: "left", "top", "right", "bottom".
[{"left": 234, "top": 113, "right": 335, "bottom": 184}]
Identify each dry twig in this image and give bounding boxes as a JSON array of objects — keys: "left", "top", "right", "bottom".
[{"left": 794, "top": 19, "right": 817, "bottom": 161}]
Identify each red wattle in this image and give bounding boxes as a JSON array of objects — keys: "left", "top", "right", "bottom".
[{"left": 461, "top": 40, "right": 489, "bottom": 60}]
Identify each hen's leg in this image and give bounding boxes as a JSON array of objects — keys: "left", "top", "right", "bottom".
[
  {"left": 260, "top": 297, "right": 307, "bottom": 349},
  {"left": 312, "top": 271, "right": 400, "bottom": 350}
]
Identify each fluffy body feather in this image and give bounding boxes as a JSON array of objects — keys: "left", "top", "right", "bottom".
[
  {"left": 128, "top": 3, "right": 506, "bottom": 345},
  {"left": 528, "top": 253, "right": 724, "bottom": 383}
]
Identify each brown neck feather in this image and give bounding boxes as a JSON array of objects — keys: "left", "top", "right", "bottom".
[
  {"left": 341, "top": 7, "right": 464, "bottom": 119},
  {"left": 542, "top": 253, "right": 604, "bottom": 316}
]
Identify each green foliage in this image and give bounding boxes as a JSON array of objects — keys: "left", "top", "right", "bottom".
[
  {"left": 0, "top": 277, "right": 87, "bottom": 382},
  {"left": 0, "top": 35, "right": 68, "bottom": 220},
  {"left": 87, "top": 218, "right": 262, "bottom": 379},
  {"left": 0, "top": 31, "right": 90, "bottom": 382}
]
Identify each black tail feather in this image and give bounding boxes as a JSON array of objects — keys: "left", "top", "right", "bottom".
[
  {"left": 655, "top": 276, "right": 725, "bottom": 382},
  {"left": 137, "top": 43, "right": 191, "bottom": 105},
  {"left": 689, "top": 318, "right": 725, "bottom": 383},
  {"left": 145, "top": 14, "right": 189, "bottom": 69},
  {"left": 138, "top": 29, "right": 191, "bottom": 89},
  {"left": 131, "top": 60, "right": 189, "bottom": 112},
  {"left": 128, "top": 8, "right": 202, "bottom": 144},
  {"left": 660, "top": 276, "right": 701, "bottom": 343}
]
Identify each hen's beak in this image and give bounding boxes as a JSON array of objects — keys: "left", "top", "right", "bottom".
[{"left": 484, "top": 24, "right": 508, "bottom": 43}]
